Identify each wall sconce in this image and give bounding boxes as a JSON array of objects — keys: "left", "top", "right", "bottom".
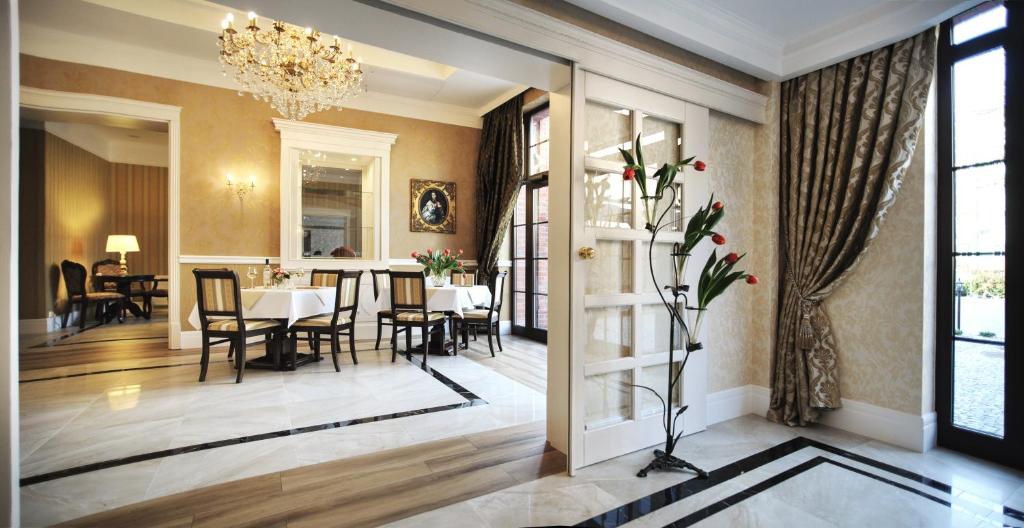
[{"left": 227, "top": 173, "right": 256, "bottom": 201}]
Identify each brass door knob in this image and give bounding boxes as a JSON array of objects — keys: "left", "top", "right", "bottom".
[{"left": 578, "top": 246, "right": 596, "bottom": 260}]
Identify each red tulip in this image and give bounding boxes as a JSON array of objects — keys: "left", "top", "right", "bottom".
[
  {"left": 746, "top": 275, "right": 759, "bottom": 285},
  {"left": 712, "top": 201, "right": 723, "bottom": 211},
  {"left": 694, "top": 160, "right": 706, "bottom": 171},
  {"left": 411, "top": 251, "right": 419, "bottom": 259},
  {"left": 724, "top": 252, "right": 739, "bottom": 264},
  {"left": 623, "top": 167, "right": 635, "bottom": 181},
  {"left": 443, "top": 248, "right": 451, "bottom": 256},
  {"left": 711, "top": 233, "right": 726, "bottom": 245},
  {"left": 458, "top": 249, "right": 464, "bottom": 255},
  {"left": 426, "top": 248, "right": 432, "bottom": 255}
]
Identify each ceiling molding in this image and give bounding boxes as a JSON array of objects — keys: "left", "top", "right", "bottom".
[
  {"left": 476, "top": 84, "right": 528, "bottom": 116},
  {"left": 564, "top": 0, "right": 979, "bottom": 80},
  {"left": 780, "top": 1, "right": 978, "bottom": 79},
  {"left": 383, "top": 0, "right": 769, "bottom": 124},
  {"left": 20, "top": 23, "right": 483, "bottom": 128}
]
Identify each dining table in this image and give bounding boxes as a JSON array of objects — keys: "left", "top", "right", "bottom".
[
  {"left": 186, "top": 285, "right": 337, "bottom": 371},
  {"left": 93, "top": 272, "right": 155, "bottom": 320},
  {"left": 374, "top": 283, "right": 492, "bottom": 354}
]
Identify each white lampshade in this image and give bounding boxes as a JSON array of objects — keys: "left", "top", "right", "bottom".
[{"left": 106, "top": 235, "right": 140, "bottom": 253}]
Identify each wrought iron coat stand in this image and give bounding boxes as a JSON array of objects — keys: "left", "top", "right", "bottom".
[{"left": 635, "top": 185, "right": 708, "bottom": 479}]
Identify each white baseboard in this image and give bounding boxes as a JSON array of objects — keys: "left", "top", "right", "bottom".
[
  {"left": 19, "top": 317, "right": 51, "bottom": 334},
  {"left": 500, "top": 320, "right": 511, "bottom": 335},
  {"left": 706, "top": 385, "right": 936, "bottom": 453}
]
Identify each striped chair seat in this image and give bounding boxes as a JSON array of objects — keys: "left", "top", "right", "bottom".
[
  {"left": 72, "top": 292, "right": 124, "bottom": 301},
  {"left": 207, "top": 319, "right": 279, "bottom": 332},
  {"left": 292, "top": 314, "right": 351, "bottom": 328},
  {"left": 394, "top": 312, "right": 445, "bottom": 322},
  {"left": 461, "top": 309, "right": 498, "bottom": 321}
]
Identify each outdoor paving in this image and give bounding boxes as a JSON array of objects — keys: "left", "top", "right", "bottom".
[{"left": 953, "top": 341, "right": 1004, "bottom": 437}]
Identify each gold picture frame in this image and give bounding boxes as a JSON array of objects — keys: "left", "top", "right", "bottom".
[{"left": 410, "top": 179, "right": 455, "bottom": 234}]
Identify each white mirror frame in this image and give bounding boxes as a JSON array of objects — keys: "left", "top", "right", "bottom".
[{"left": 274, "top": 118, "right": 398, "bottom": 270}]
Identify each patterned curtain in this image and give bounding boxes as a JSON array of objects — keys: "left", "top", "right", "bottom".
[
  {"left": 474, "top": 94, "right": 524, "bottom": 281},
  {"left": 768, "top": 29, "right": 937, "bottom": 426}
]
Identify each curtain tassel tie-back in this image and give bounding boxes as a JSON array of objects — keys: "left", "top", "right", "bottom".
[{"left": 797, "top": 299, "right": 817, "bottom": 350}]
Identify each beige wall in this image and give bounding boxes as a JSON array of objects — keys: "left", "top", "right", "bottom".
[
  {"left": 20, "top": 55, "right": 480, "bottom": 262},
  {"left": 828, "top": 123, "right": 931, "bottom": 415},
  {"left": 44, "top": 133, "right": 112, "bottom": 311},
  {"left": 18, "top": 129, "right": 169, "bottom": 318},
  {"left": 703, "top": 82, "right": 780, "bottom": 393},
  {"left": 21, "top": 55, "right": 482, "bottom": 326},
  {"left": 110, "top": 162, "right": 168, "bottom": 276}
]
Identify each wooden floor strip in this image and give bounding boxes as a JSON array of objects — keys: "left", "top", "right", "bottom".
[{"left": 59, "top": 421, "right": 564, "bottom": 528}]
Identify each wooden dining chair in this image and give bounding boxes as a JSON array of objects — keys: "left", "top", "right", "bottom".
[
  {"left": 289, "top": 270, "right": 361, "bottom": 372},
  {"left": 389, "top": 271, "right": 447, "bottom": 367},
  {"left": 61, "top": 260, "right": 125, "bottom": 330},
  {"left": 137, "top": 275, "right": 168, "bottom": 318},
  {"left": 371, "top": 269, "right": 406, "bottom": 350},
  {"left": 451, "top": 269, "right": 476, "bottom": 286},
  {"left": 454, "top": 271, "right": 506, "bottom": 357},
  {"left": 193, "top": 268, "right": 281, "bottom": 383}
]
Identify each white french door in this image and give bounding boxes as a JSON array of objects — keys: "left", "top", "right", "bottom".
[{"left": 569, "top": 71, "right": 710, "bottom": 470}]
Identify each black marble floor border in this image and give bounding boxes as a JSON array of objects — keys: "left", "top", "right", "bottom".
[
  {"left": 20, "top": 355, "right": 486, "bottom": 487},
  {"left": 575, "top": 436, "right": 1024, "bottom": 527},
  {"left": 19, "top": 362, "right": 200, "bottom": 383}
]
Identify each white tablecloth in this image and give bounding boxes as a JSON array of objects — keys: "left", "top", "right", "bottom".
[
  {"left": 374, "top": 285, "right": 492, "bottom": 318},
  {"left": 187, "top": 286, "right": 336, "bottom": 330}
]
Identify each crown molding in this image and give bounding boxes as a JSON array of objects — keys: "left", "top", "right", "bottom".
[
  {"left": 20, "top": 23, "right": 484, "bottom": 128},
  {"left": 382, "top": 0, "right": 769, "bottom": 124},
  {"left": 563, "top": 0, "right": 976, "bottom": 81}
]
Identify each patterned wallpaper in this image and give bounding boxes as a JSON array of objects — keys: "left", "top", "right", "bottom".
[
  {"left": 703, "top": 82, "right": 780, "bottom": 394},
  {"left": 827, "top": 125, "right": 929, "bottom": 415}
]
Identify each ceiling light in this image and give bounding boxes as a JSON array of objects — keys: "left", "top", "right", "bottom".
[{"left": 218, "top": 13, "right": 366, "bottom": 121}]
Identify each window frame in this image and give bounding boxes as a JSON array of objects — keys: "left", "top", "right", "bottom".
[
  {"left": 274, "top": 118, "right": 397, "bottom": 270},
  {"left": 511, "top": 103, "right": 550, "bottom": 342},
  {"left": 936, "top": 0, "right": 1022, "bottom": 467}
]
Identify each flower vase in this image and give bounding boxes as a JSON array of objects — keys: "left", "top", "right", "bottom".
[
  {"left": 685, "top": 307, "right": 706, "bottom": 351},
  {"left": 641, "top": 195, "right": 662, "bottom": 232},
  {"left": 428, "top": 272, "right": 447, "bottom": 287}
]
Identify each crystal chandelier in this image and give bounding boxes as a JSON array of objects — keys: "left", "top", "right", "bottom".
[{"left": 218, "top": 12, "right": 366, "bottom": 121}]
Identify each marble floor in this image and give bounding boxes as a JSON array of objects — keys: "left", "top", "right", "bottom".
[
  {"left": 391, "top": 415, "right": 1024, "bottom": 528},
  {"left": 19, "top": 338, "right": 546, "bottom": 526}
]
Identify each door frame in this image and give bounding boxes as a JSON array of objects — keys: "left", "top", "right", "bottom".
[
  {"left": 19, "top": 87, "right": 182, "bottom": 348},
  {"left": 935, "top": 1, "right": 1022, "bottom": 468},
  {"left": 569, "top": 70, "right": 710, "bottom": 471}
]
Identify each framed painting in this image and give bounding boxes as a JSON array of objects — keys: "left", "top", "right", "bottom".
[{"left": 410, "top": 179, "right": 455, "bottom": 233}]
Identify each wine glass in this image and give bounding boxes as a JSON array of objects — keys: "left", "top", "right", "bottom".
[
  {"left": 295, "top": 267, "right": 305, "bottom": 285},
  {"left": 246, "top": 266, "right": 257, "bottom": 289}
]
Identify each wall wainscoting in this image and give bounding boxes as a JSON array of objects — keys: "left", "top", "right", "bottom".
[{"left": 706, "top": 385, "right": 937, "bottom": 453}]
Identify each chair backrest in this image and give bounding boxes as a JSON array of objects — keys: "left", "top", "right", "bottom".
[
  {"left": 310, "top": 269, "right": 339, "bottom": 288},
  {"left": 389, "top": 271, "right": 428, "bottom": 319},
  {"left": 451, "top": 270, "right": 476, "bottom": 286},
  {"left": 486, "top": 271, "right": 507, "bottom": 316},
  {"left": 92, "top": 258, "right": 121, "bottom": 276},
  {"left": 91, "top": 258, "right": 121, "bottom": 291},
  {"left": 370, "top": 269, "right": 390, "bottom": 299},
  {"left": 311, "top": 269, "right": 361, "bottom": 326},
  {"left": 192, "top": 268, "right": 243, "bottom": 330},
  {"left": 60, "top": 260, "right": 87, "bottom": 299}
]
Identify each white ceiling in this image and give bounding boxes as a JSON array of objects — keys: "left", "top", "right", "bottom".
[
  {"left": 565, "top": 0, "right": 981, "bottom": 79},
  {"left": 31, "top": 118, "right": 169, "bottom": 168},
  {"left": 19, "top": 0, "right": 536, "bottom": 126}
]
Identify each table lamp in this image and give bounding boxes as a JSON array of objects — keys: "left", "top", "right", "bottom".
[{"left": 106, "top": 235, "right": 139, "bottom": 274}]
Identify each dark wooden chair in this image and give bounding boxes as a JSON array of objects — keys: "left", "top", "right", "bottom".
[
  {"left": 61, "top": 260, "right": 125, "bottom": 330},
  {"left": 91, "top": 258, "right": 122, "bottom": 291},
  {"left": 454, "top": 271, "right": 506, "bottom": 357},
  {"left": 389, "top": 271, "right": 447, "bottom": 367},
  {"left": 136, "top": 275, "right": 168, "bottom": 318},
  {"left": 289, "top": 270, "right": 361, "bottom": 372},
  {"left": 372, "top": 269, "right": 406, "bottom": 350},
  {"left": 451, "top": 269, "right": 477, "bottom": 286},
  {"left": 193, "top": 268, "right": 281, "bottom": 383}
]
